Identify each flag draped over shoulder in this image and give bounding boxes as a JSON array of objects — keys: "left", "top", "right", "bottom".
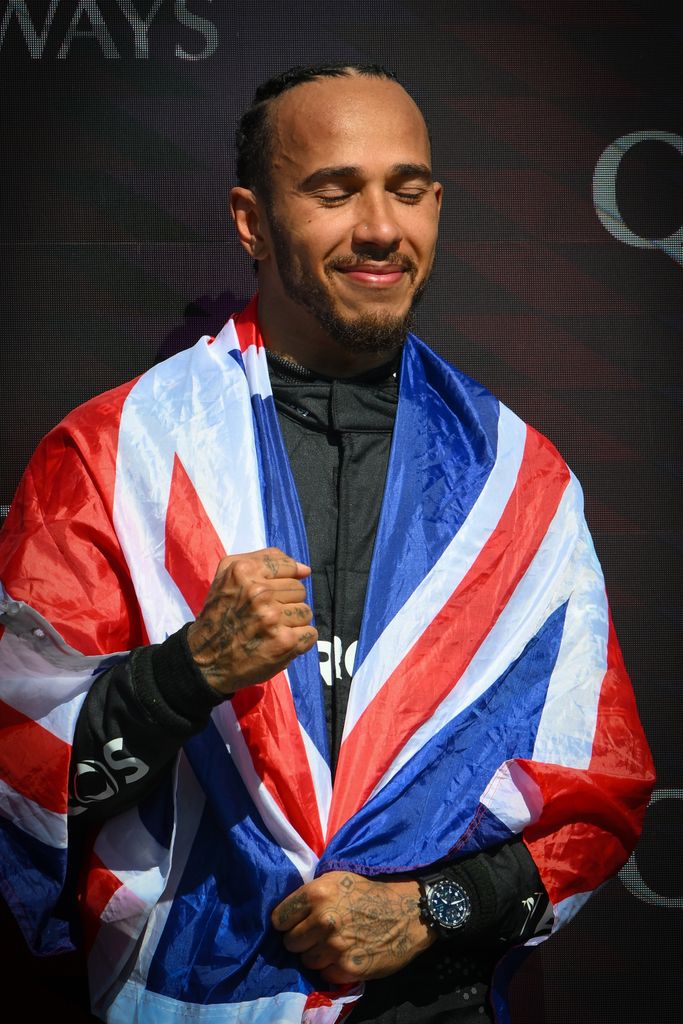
[{"left": 0, "top": 297, "right": 655, "bottom": 1024}]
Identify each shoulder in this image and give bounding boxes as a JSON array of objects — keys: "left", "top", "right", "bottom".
[
  {"left": 52, "top": 375, "right": 141, "bottom": 446},
  {"left": 38, "top": 330, "right": 218, "bottom": 461},
  {"left": 407, "top": 332, "right": 572, "bottom": 475}
]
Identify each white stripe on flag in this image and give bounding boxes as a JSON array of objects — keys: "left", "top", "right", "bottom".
[
  {"left": 132, "top": 755, "right": 207, "bottom": 989},
  {"left": 342, "top": 403, "right": 527, "bottom": 743},
  {"left": 113, "top": 362, "right": 191, "bottom": 642},
  {"left": 551, "top": 890, "right": 594, "bottom": 933},
  {"left": 531, "top": 502, "right": 608, "bottom": 770},
  {"left": 106, "top": 984, "right": 311, "bottom": 1024},
  {"left": 107, "top": 977, "right": 363, "bottom": 1024},
  {"left": 176, "top": 324, "right": 268, "bottom": 556},
  {"left": 238, "top": 331, "right": 273, "bottom": 399},
  {"left": 367, "top": 477, "right": 581, "bottom": 804},
  {"left": 0, "top": 597, "right": 107, "bottom": 732},
  {"left": 114, "top": 331, "right": 266, "bottom": 643},
  {"left": 90, "top": 755, "right": 206, "bottom": 1012},
  {"left": 0, "top": 776, "right": 67, "bottom": 849},
  {"left": 211, "top": 700, "right": 319, "bottom": 882},
  {"left": 300, "top": 723, "right": 332, "bottom": 841},
  {"left": 480, "top": 760, "right": 545, "bottom": 832}
]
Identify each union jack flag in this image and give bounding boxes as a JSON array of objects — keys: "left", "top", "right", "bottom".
[{"left": 0, "top": 297, "right": 655, "bottom": 1023}]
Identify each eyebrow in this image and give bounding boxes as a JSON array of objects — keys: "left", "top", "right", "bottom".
[{"left": 298, "top": 162, "right": 434, "bottom": 192}]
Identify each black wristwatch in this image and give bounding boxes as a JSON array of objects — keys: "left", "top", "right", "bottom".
[{"left": 418, "top": 870, "right": 472, "bottom": 938}]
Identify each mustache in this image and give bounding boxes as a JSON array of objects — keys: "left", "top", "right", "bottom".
[{"left": 326, "top": 253, "right": 417, "bottom": 273}]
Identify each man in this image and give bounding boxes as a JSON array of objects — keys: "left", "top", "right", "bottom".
[{"left": 0, "top": 64, "right": 654, "bottom": 1024}]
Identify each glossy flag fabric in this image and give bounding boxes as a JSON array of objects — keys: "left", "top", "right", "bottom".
[{"left": 0, "top": 297, "right": 655, "bottom": 1023}]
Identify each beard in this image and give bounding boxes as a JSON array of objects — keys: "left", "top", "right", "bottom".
[{"left": 268, "top": 216, "right": 432, "bottom": 355}]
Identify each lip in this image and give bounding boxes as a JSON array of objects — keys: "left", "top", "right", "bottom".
[{"left": 336, "top": 266, "right": 407, "bottom": 287}]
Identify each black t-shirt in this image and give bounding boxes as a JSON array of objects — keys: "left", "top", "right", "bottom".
[{"left": 267, "top": 348, "right": 399, "bottom": 769}]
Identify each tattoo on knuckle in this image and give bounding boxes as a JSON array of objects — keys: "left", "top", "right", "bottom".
[
  {"left": 263, "top": 555, "right": 279, "bottom": 577},
  {"left": 278, "top": 892, "right": 308, "bottom": 926}
]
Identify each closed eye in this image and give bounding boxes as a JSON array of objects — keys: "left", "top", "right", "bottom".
[
  {"left": 394, "top": 189, "right": 427, "bottom": 203},
  {"left": 316, "top": 188, "right": 427, "bottom": 206},
  {"left": 316, "top": 192, "right": 353, "bottom": 206}
]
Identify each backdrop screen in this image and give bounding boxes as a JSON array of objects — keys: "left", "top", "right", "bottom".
[{"left": 0, "top": 2, "right": 681, "bottom": 1021}]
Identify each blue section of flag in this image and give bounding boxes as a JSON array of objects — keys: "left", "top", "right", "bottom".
[
  {"left": 248, "top": 391, "right": 329, "bottom": 762},
  {"left": 228, "top": 348, "right": 246, "bottom": 373},
  {"left": 321, "top": 602, "right": 567, "bottom": 874},
  {"left": 357, "top": 335, "right": 501, "bottom": 666},
  {"left": 0, "top": 816, "right": 72, "bottom": 955},
  {"left": 149, "top": 720, "right": 314, "bottom": 1003}
]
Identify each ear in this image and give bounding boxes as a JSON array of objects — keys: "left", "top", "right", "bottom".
[
  {"left": 433, "top": 180, "right": 444, "bottom": 215},
  {"left": 229, "top": 187, "right": 269, "bottom": 261}
]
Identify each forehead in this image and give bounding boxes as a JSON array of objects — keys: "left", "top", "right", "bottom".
[{"left": 268, "top": 75, "right": 432, "bottom": 183}]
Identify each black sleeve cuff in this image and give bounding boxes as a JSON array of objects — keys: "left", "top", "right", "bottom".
[
  {"left": 136, "top": 623, "right": 227, "bottom": 734},
  {"left": 444, "top": 856, "right": 498, "bottom": 938},
  {"left": 416, "top": 837, "right": 549, "bottom": 947}
]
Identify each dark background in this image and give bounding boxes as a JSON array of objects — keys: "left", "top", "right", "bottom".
[{"left": 0, "top": 2, "right": 681, "bottom": 1020}]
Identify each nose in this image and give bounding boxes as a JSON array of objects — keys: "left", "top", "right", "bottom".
[{"left": 352, "top": 190, "right": 402, "bottom": 256}]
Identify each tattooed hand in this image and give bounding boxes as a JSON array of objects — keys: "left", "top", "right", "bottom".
[
  {"left": 271, "top": 872, "right": 436, "bottom": 984},
  {"left": 186, "top": 547, "right": 317, "bottom": 696}
]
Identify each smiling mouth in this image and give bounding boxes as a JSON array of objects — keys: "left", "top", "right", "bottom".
[{"left": 333, "top": 263, "right": 412, "bottom": 287}]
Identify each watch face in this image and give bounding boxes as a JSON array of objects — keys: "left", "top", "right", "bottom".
[{"left": 426, "top": 878, "right": 471, "bottom": 929}]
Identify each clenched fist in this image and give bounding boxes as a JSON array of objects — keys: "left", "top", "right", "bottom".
[{"left": 186, "top": 547, "right": 318, "bottom": 696}]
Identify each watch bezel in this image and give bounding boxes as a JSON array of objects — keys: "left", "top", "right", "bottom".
[{"left": 420, "top": 875, "right": 472, "bottom": 934}]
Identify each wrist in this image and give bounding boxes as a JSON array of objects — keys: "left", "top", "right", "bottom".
[
  {"left": 186, "top": 620, "right": 237, "bottom": 697},
  {"left": 390, "top": 879, "right": 438, "bottom": 953},
  {"left": 145, "top": 623, "right": 226, "bottom": 728},
  {"left": 416, "top": 857, "right": 497, "bottom": 943},
  {"left": 417, "top": 871, "right": 473, "bottom": 940}
]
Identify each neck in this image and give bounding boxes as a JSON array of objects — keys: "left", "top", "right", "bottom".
[
  {"left": 265, "top": 345, "right": 401, "bottom": 384},
  {"left": 256, "top": 290, "right": 402, "bottom": 380}
]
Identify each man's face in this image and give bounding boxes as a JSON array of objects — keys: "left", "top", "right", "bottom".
[{"left": 257, "top": 74, "right": 442, "bottom": 356}]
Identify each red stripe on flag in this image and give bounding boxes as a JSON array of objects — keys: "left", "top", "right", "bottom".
[
  {"left": 523, "top": 613, "right": 655, "bottom": 904},
  {"left": 81, "top": 851, "right": 123, "bottom": 954},
  {"left": 233, "top": 295, "right": 263, "bottom": 352},
  {"left": 328, "top": 427, "right": 570, "bottom": 840},
  {"left": 232, "top": 678, "right": 325, "bottom": 856},
  {"left": 0, "top": 699, "right": 70, "bottom": 813},
  {"left": 163, "top": 455, "right": 323, "bottom": 854},
  {"left": 164, "top": 454, "right": 226, "bottom": 618},
  {"left": 0, "top": 376, "right": 147, "bottom": 656}
]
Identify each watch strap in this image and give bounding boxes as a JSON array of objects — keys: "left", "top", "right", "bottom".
[{"left": 417, "top": 856, "right": 497, "bottom": 942}]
